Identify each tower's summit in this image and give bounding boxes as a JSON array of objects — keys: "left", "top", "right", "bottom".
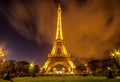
[
  {"left": 50, "top": 3, "right": 68, "bottom": 56},
  {"left": 56, "top": 3, "right": 63, "bottom": 40}
]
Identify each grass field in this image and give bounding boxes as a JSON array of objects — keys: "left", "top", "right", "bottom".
[{"left": 0, "top": 76, "right": 120, "bottom": 82}]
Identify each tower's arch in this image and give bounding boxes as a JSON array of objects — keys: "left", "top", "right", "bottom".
[{"left": 48, "top": 61, "right": 71, "bottom": 72}]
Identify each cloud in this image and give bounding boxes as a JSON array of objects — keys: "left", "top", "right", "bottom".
[{"left": 0, "top": 0, "right": 120, "bottom": 64}]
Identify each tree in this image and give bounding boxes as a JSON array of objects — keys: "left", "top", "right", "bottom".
[
  {"left": 0, "top": 60, "right": 15, "bottom": 78},
  {"left": 29, "top": 62, "right": 39, "bottom": 76},
  {"left": 3, "top": 60, "right": 15, "bottom": 73},
  {"left": 88, "top": 59, "right": 101, "bottom": 76},
  {"left": 102, "top": 57, "right": 119, "bottom": 77},
  {"left": 76, "top": 64, "right": 85, "bottom": 75},
  {"left": 14, "top": 61, "right": 29, "bottom": 77},
  {"left": 34, "top": 65, "right": 39, "bottom": 75}
]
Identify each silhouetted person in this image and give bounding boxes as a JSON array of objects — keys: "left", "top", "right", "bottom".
[
  {"left": 83, "top": 72, "right": 87, "bottom": 76},
  {"left": 4, "top": 72, "right": 13, "bottom": 82},
  {"left": 107, "top": 71, "right": 114, "bottom": 79}
]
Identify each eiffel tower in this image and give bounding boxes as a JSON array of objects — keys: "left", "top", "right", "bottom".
[{"left": 42, "top": 4, "right": 76, "bottom": 74}]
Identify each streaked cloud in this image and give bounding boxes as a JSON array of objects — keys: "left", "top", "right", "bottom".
[{"left": 0, "top": 0, "right": 120, "bottom": 64}]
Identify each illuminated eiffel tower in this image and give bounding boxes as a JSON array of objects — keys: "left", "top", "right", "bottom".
[{"left": 42, "top": 4, "right": 76, "bottom": 74}]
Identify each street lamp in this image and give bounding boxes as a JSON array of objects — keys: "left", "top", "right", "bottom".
[
  {"left": 107, "top": 67, "right": 111, "bottom": 70},
  {"left": 0, "top": 51, "right": 4, "bottom": 56},
  {"left": 85, "top": 64, "right": 87, "bottom": 67},
  {"left": 29, "top": 62, "right": 34, "bottom": 76},
  {"left": 0, "top": 50, "right": 7, "bottom": 63},
  {"left": 30, "top": 62, "right": 34, "bottom": 68},
  {"left": 111, "top": 49, "right": 120, "bottom": 76},
  {"left": 84, "top": 64, "right": 88, "bottom": 75},
  {"left": 111, "top": 49, "right": 120, "bottom": 65},
  {"left": 0, "top": 50, "right": 5, "bottom": 77},
  {"left": 0, "top": 50, "right": 6, "bottom": 64},
  {"left": 30, "top": 62, "right": 34, "bottom": 70}
]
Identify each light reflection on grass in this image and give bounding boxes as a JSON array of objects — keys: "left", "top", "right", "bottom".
[{"left": 0, "top": 76, "right": 120, "bottom": 82}]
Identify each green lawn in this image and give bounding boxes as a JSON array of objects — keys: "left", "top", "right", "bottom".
[{"left": 0, "top": 76, "right": 120, "bottom": 82}]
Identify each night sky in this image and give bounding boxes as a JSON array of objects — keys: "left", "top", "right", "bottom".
[{"left": 0, "top": 0, "right": 120, "bottom": 66}]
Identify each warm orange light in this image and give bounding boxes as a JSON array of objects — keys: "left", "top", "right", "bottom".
[
  {"left": 0, "top": 51, "right": 4, "bottom": 56},
  {"left": 107, "top": 67, "right": 111, "bottom": 70},
  {"left": 42, "top": 4, "right": 76, "bottom": 74},
  {"left": 29, "top": 62, "right": 34, "bottom": 72},
  {"left": 85, "top": 64, "right": 87, "bottom": 67},
  {"left": 30, "top": 63, "right": 34, "bottom": 67},
  {"left": 56, "top": 3, "right": 63, "bottom": 40},
  {"left": 116, "top": 51, "right": 120, "bottom": 55},
  {"left": 111, "top": 53, "right": 114, "bottom": 56}
]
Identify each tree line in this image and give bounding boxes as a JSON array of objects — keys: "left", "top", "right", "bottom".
[
  {"left": 0, "top": 60, "right": 39, "bottom": 78},
  {"left": 76, "top": 58, "right": 120, "bottom": 76}
]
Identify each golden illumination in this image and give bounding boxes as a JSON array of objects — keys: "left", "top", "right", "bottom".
[
  {"left": 29, "top": 62, "right": 34, "bottom": 73},
  {"left": 111, "top": 53, "right": 114, "bottom": 56},
  {"left": 116, "top": 51, "right": 120, "bottom": 55},
  {"left": 113, "top": 49, "right": 120, "bottom": 56},
  {"left": 0, "top": 50, "right": 4, "bottom": 56},
  {"left": 56, "top": 4, "right": 63, "bottom": 40},
  {"left": 85, "top": 64, "right": 88, "bottom": 67},
  {"left": 111, "top": 49, "right": 120, "bottom": 65},
  {"left": 30, "top": 62, "right": 34, "bottom": 67},
  {"left": 50, "top": 4, "right": 68, "bottom": 56},
  {"left": 107, "top": 67, "right": 111, "bottom": 70},
  {"left": 42, "top": 4, "right": 76, "bottom": 74}
]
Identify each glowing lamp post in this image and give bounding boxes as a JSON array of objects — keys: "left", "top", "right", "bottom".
[
  {"left": 0, "top": 50, "right": 5, "bottom": 64},
  {"left": 111, "top": 49, "right": 120, "bottom": 65},
  {"left": 111, "top": 49, "right": 120, "bottom": 76},
  {"left": 107, "top": 67, "right": 111, "bottom": 70},
  {"left": 85, "top": 64, "right": 87, "bottom": 67},
  {"left": 0, "top": 51, "right": 4, "bottom": 56},
  {"left": 0, "top": 50, "right": 7, "bottom": 63},
  {"left": 0, "top": 50, "right": 5, "bottom": 76},
  {"left": 85, "top": 64, "right": 88, "bottom": 74},
  {"left": 29, "top": 62, "right": 34, "bottom": 76}
]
